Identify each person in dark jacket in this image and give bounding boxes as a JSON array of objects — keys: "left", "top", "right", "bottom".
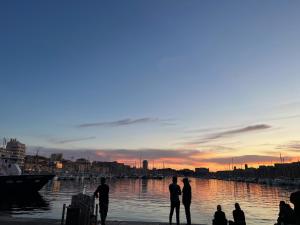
[
  {"left": 275, "top": 201, "right": 295, "bottom": 225},
  {"left": 169, "top": 176, "right": 181, "bottom": 225},
  {"left": 213, "top": 205, "right": 227, "bottom": 225},
  {"left": 229, "top": 203, "right": 246, "bottom": 225},
  {"left": 182, "top": 177, "right": 192, "bottom": 225},
  {"left": 94, "top": 177, "right": 109, "bottom": 225},
  {"left": 291, "top": 191, "right": 300, "bottom": 225}
]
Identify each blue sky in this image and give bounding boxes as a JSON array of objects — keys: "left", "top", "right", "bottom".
[{"left": 1, "top": 1, "right": 300, "bottom": 169}]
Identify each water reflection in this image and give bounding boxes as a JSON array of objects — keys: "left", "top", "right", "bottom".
[
  {"left": 141, "top": 179, "right": 148, "bottom": 193},
  {"left": 0, "top": 192, "right": 49, "bottom": 214},
  {"left": 7, "top": 178, "right": 299, "bottom": 225}
]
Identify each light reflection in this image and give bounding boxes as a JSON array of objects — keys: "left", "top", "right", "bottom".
[{"left": 8, "top": 178, "right": 298, "bottom": 225}]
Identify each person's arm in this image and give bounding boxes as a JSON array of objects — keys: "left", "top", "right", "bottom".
[
  {"left": 223, "top": 212, "right": 227, "bottom": 220},
  {"left": 178, "top": 185, "right": 182, "bottom": 195},
  {"left": 233, "top": 211, "right": 236, "bottom": 222},
  {"left": 94, "top": 186, "right": 100, "bottom": 198}
]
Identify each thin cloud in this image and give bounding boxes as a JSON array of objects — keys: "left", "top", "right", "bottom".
[
  {"left": 200, "top": 155, "right": 288, "bottom": 165},
  {"left": 27, "top": 146, "right": 205, "bottom": 165},
  {"left": 49, "top": 136, "right": 96, "bottom": 144},
  {"left": 185, "top": 124, "right": 271, "bottom": 145},
  {"left": 186, "top": 125, "right": 242, "bottom": 134},
  {"left": 26, "top": 146, "right": 299, "bottom": 169},
  {"left": 277, "top": 141, "right": 300, "bottom": 152},
  {"left": 77, "top": 117, "right": 174, "bottom": 128},
  {"left": 267, "top": 114, "right": 300, "bottom": 122}
]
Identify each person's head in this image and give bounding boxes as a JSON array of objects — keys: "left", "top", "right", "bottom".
[
  {"left": 183, "top": 177, "right": 189, "bottom": 185},
  {"left": 235, "top": 203, "right": 241, "bottom": 210},
  {"left": 217, "top": 205, "right": 222, "bottom": 211},
  {"left": 101, "top": 177, "right": 106, "bottom": 185},
  {"left": 172, "top": 176, "right": 177, "bottom": 184}
]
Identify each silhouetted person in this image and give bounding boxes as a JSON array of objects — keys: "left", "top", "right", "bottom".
[
  {"left": 291, "top": 191, "right": 300, "bottom": 225},
  {"left": 94, "top": 177, "right": 109, "bottom": 225},
  {"left": 213, "top": 205, "right": 227, "bottom": 225},
  {"left": 169, "top": 176, "right": 181, "bottom": 225},
  {"left": 229, "top": 203, "right": 246, "bottom": 225},
  {"left": 182, "top": 177, "right": 192, "bottom": 225},
  {"left": 275, "top": 200, "right": 296, "bottom": 225}
]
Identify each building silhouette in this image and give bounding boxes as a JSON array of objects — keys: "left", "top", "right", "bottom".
[{"left": 143, "top": 160, "right": 148, "bottom": 170}]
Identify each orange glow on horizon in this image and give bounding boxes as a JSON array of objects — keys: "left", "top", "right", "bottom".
[{"left": 116, "top": 157, "right": 300, "bottom": 172}]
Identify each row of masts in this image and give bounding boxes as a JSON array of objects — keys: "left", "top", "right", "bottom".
[
  {"left": 226, "top": 152, "right": 294, "bottom": 170},
  {"left": 124, "top": 160, "right": 166, "bottom": 169}
]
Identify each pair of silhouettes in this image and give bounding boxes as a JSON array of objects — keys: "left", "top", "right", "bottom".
[
  {"left": 213, "top": 203, "right": 246, "bottom": 225},
  {"left": 169, "top": 176, "right": 192, "bottom": 225}
]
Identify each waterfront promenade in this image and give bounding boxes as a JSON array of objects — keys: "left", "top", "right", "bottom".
[{"left": 0, "top": 217, "right": 206, "bottom": 225}]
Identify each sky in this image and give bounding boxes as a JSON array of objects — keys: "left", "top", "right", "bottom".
[{"left": 1, "top": 1, "right": 300, "bottom": 171}]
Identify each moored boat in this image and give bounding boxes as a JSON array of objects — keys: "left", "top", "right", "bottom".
[{"left": 0, "top": 158, "right": 54, "bottom": 194}]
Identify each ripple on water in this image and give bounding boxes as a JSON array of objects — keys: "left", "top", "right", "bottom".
[{"left": 5, "top": 178, "right": 296, "bottom": 225}]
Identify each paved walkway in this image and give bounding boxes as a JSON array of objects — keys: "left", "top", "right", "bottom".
[{"left": 0, "top": 217, "right": 206, "bottom": 225}]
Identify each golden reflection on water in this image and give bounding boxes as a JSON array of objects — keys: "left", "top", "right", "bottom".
[{"left": 15, "top": 178, "right": 298, "bottom": 225}]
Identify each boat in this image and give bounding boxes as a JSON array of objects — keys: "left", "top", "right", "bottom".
[{"left": 0, "top": 158, "right": 54, "bottom": 194}]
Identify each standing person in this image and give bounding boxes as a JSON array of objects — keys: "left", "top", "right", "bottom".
[
  {"left": 182, "top": 177, "right": 192, "bottom": 225},
  {"left": 213, "top": 205, "right": 227, "bottom": 225},
  {"left": 169, "top": 176, "right": 181, "bottom": 225},
  {"left": 231, "top": 203, "right": 246, "bottom": 225},
  {"left": 94, "top": 177, "right": 109, "bottom": 225}
]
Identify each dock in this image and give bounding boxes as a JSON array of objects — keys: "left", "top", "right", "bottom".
[{"left": 0, "top": 217, "right": 206, "bottom": 225}]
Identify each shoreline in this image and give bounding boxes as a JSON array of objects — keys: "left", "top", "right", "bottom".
[{"left": 0, "top": 217, "right": 206, "bottom": 225}]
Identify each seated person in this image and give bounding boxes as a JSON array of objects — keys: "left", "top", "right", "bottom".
[
  {"left": 229, "top": 203, "right": 246, "bottom": 225},
  {"left": 213, "top": 205, "right": 228, "bottom": 225},
  {"left": 275, "top": 201, "right": 295, "bottom": 225},
  {"left": 290, "top": 191, "right": 300, "bottom": 225}
]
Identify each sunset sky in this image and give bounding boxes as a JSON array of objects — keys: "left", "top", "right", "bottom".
[{"left": 1, "top": 1, "right": 300, "bottom": 171}]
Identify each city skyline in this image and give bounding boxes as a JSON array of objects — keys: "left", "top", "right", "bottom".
[{"left": 1, "top": 1, "right": 300, "bottom": 171}]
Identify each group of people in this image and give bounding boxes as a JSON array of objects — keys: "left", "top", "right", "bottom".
[{"left": 93, "top": 177, "right": 300, "bottom": 225}]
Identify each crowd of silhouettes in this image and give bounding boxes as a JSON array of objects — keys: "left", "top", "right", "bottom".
[{"left": 93, "top": 176, "right": 300, "bottom": 225}]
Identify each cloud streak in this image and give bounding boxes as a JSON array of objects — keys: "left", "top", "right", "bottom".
[
  {"left": 185, "top": 124, "right": 271, "bottom": 145},
  {"left": 277, "top": 141, "right": 300, "bottom": 152},
  {"left": 77, "top": 117, "right": 174, "bottom": 128},
  {"left": 200, "top": 155, "right": 289, "bottom": 164},
  {"left": 27, "top": 146, "right": 207, "bottom": 166},
  {"left": 49, "top": 136, "right": 96, "bottom": 144},
  {"left": 27, "top": 146, "right": 300, "bottom": 170}
]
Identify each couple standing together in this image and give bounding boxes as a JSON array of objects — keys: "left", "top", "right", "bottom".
[{"left": 169, "top": 176, "right": 192, "bottom": 225}]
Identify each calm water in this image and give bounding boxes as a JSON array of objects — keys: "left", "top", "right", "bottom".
[{"left": 0, "top": 178, "right": 298, "bottom": 225}]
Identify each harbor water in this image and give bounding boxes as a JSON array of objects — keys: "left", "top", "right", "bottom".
[{"left": 0, "top": 178, "right": 298, "bottom": 225}]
